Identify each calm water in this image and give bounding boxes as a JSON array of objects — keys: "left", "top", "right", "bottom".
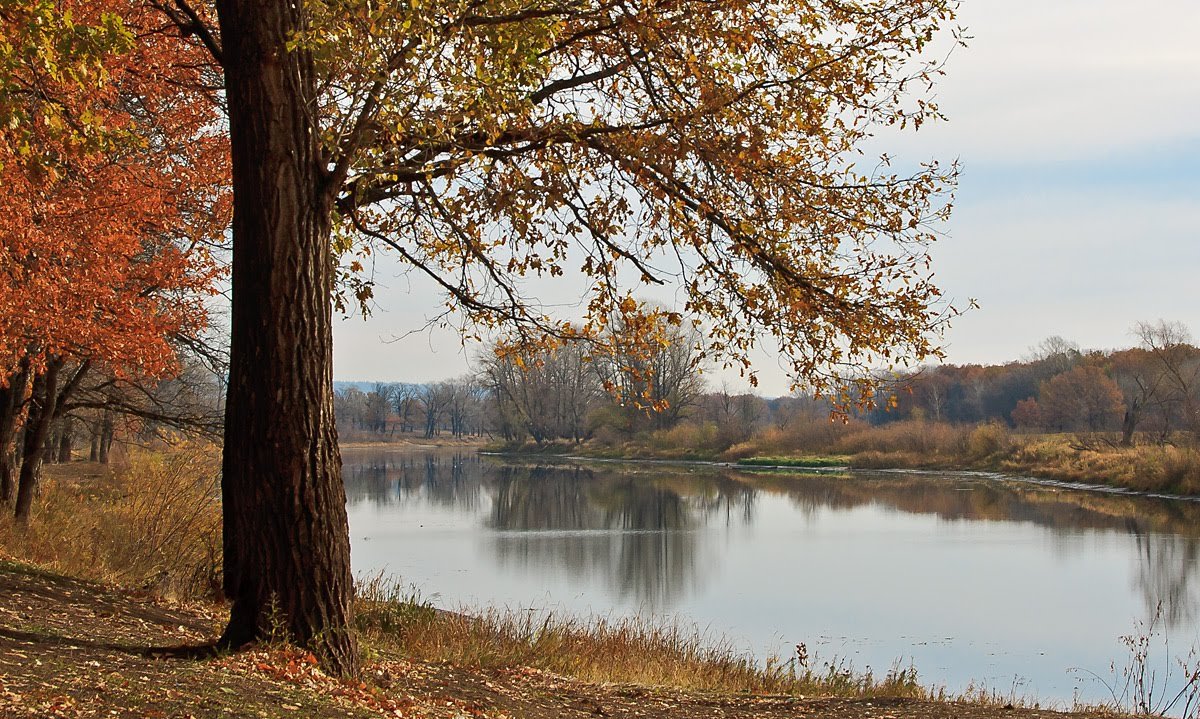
[{"left": 344, "top": 447, "right": 1200, "bottom": 706}]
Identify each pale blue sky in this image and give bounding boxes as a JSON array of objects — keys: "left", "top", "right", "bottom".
[{"left": 333, "top": 0, "right": 1200, "bottom": 397}]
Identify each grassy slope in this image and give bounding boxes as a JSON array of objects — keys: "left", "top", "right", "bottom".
[{"left": 0, "top": 560, "right": 1133, "bottom": 719}]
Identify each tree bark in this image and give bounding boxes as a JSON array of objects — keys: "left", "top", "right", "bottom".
[
  {"left": 89, "top": 424, "right": 100, "bottom": 462},
  {"left": 15, "top": 360, "right": 62, "bottom": 523},
  {"left": 57, "top": 422, "right": 73, "bottom": 463},
  {"left": 0, "top": 361, "right": 31, "bottom": 505},
  {"left": 98, "top": 412, "right": 114, "bottom": 464},
  {"left": 215, "top": 0, "right": 358, "bottom": 675}
]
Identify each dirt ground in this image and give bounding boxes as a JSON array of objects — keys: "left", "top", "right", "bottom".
[{"left": 0, "top": 562, "right": 1132, "bottom": 719}]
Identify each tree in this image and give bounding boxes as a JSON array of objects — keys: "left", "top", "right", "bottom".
[
  {"left": 365, "top": 384, "right": 393, "bottom": 434},
  {"left": 1038, "top": 365, "right": 1124, "bottom": 432},
  {"left": 391, "top": 383, "right": 420, "bottom": 434},
  {"left": 420, "top": 383, "right": 453, "bottom": 438},
  {"left": 211, "top": 0, "right": 358, "bottom": 672},
  {"left": 444, "top": 376, "right": 483, "bottom": 437},
  {"left": 595, "top": 312, "right": 707, "bottom": 432},
  {"left": 1134, "top": 321, "right": 1200, "bottom": 442},
  {"left": 1026, "top": 336, "right": 1082, "bottom": 377},
  {"left": 481, "top": 338, "right": 604, "bottom": 444},
  {"left": 1010, "top": 397, "right": 1044, "bottom": 431},
  {"left": 333, "top": 386, "right": 368, "bottom": 432},
  {"left": 700, "top": 382, "right": 767, "bottom": 448},
  {"left": 0, "top": 0, "right": 227, "bottom": 518},
  {"left": 144, "top": 0, "right": 962, "bottom": 674},
  {"left": 0, "top": 2, "right": 133, "bottom": 157},
  {"left": 1109, "top": 346, "right": 1172, "bottom": 446}
]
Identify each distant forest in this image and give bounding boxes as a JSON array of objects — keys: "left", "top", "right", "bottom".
[{"left": 334, "top": 320, "right": 1200, "bottom": 450}]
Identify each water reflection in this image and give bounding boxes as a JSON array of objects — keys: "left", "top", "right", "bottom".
[
  {"left": 1134, "top": 533, "right": 1200, "bottom": 626},
  {"left": 345, "top": 451, "right": 483, "bottom": 510},
  {"left": 740, "top": 469, "right": 1200, "bottom": 629},
  {"left": 484, "top": 465, "right": 755, "bottom": 605},
  {"left": 343, "top": 448, "right": 1200, "bottom": 630}
]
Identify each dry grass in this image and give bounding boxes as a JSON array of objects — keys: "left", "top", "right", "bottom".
[
  {"left": 712, "top": 417, "right": 1200, "bottom": 497},
  {"left": 354, "top": 574, "right": 935, "bottom": 699},
  {"left": 723, "top": 420, "right": 866, "bottom": 461},
  {"left": 1001, "top": 438, "right": 1200, "bottom": 494},
  {"left": 0, "top": 441, "right": 222, "bottom": 599}
]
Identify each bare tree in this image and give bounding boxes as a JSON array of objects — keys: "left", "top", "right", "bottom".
[
  {"left": 391, "top": 383, "right": 420, "bottom": 434},
  {"left": 1135, "top": 321, "right": 1200, "bottom": 443},
  {"left": 365, "top": 384, "right": 393, "bottom": 434},
  {"left": 595, "top": 315, "right": 707, "bottom": 433},
  {"left": 480, "top": 341, "right": 603, "bottom": 444},
  {"left": 421, "top": 383, "right": 454, "bottom": 438}
]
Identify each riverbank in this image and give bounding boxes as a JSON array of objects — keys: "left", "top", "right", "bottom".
[
  {"left": 0, "top": 559, "right": 1137, "bottom": 719},
  {"left": 490, "top": 422, "right": 1200, "bottom": 497}
]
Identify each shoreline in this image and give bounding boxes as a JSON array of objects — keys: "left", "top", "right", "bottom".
[{"left": 475, "top": 447, "right": 1200, "bottom": 504}]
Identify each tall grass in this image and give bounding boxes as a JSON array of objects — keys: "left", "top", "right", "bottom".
[
  {"left": 354, "top": 574, "right": 934, "bottom": 698},
  {"left": 1070, "top": 604, "right": 1200, "bottom": 718},
  {"left": 0, "top": 442, "right": 222, "bottom": 599},
  {"left": 1001, "top": 439, "right": 1200, "bottom": 494},
  {"left": 713, "top": 416, "right": 1200, "bottom": 496}
]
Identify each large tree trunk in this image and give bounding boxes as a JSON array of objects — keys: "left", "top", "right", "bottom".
[
  {"left": 0, "top": 361, "right": 31, "bottom": 505},
  {"left": 15, "top": 360, "right": 62, "bottom": 523},
  {"left": 215, "top": 0, "right": 357, "bottom": 675}
]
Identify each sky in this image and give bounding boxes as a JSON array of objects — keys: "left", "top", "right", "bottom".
[{"left": 332, "top": 0, "right": 1200, "bottom": 397}]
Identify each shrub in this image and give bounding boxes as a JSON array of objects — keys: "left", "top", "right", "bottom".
[{"left": 966, "top": 423, "right": 1011, "bottom": 460}]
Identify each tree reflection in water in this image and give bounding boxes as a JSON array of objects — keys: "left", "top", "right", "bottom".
[
  {"left": 343, "top": 450, "right": 483, "bottom": 511},
  {"left": 1133, "top": 533, "right": 1200, "bottom": 626},
  {"left": 741, "top": 469, "right": 1200, "bottom": 630},
  {"left": 487, "top": 465, "right": 754, "bottom": 607}
]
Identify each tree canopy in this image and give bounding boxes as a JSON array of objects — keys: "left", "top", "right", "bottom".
[{"left": 303, "top": 0, "right": 964, "bottom": 400}]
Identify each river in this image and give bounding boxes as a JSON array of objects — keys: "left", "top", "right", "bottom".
[{"left": 343, "top": 446, "right": 1200, "bottom": 707}]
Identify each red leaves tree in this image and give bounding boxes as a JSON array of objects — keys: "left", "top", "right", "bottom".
[
  {"left": 0, "top": 0, "right": 228, "bottom": 520},
  {"left": 1037, "top": 365, "right": 1125, "bottom": 433}
]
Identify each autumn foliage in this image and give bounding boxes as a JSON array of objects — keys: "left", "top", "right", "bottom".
[
  {"left": 304, "top": 0, "right": 964, "bottom": 401},
  {"left": 0, "top": 0, "right": 229, "bottom": 519}
]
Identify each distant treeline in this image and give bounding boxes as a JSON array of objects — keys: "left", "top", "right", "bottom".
[
  {"left": 334, "top": 320, "right": 1200, "bottom": 452},
  {"left": 875, "top": 322, "right": 1200, "bottom": 445}
]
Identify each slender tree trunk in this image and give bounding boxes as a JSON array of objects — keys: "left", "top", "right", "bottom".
[
  {"left": 89, "top": 423, "right": 100, "bottom": 462},
  {"left": 57, "top": 422, "right": 73, "bottom": 463},
  {"left": 215, "top": 0, "right": 357, "bottom": 675},
  {"left": 43, "top": 432, "right": 57, "bottom": 463},
  {"left": 15, "top": 361, "right": 62, "bottom": 523},
  {"left": 0, "top": 361, "right": 31, "bottom": 505},
  {"left": 98, "top": 412, "right": 114, "bottom": 464}
]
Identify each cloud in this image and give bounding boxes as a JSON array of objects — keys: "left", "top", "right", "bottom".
[{"left": 918, "top": 0, "right": 1200, "bottom": 164}]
